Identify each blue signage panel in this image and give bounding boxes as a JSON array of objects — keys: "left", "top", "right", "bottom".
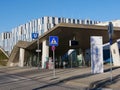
[
  {"left": 108, "top": 22, "right": 113, "bottom": 36},
  {"left": 49, "top": 36, "right": 58, "bottom": 46},
  {"left": 32, "top": 33, "right": 39, "bottom": 39},
  {"left": 108, "top": 22, "right": 114, "bottom": 45}
]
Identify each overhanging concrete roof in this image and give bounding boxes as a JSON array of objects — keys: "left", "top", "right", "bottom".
[
  {"left": 16, "top": 41, "right": 31, "bottom": 48},
  {"left": 26, "top": 23, "right": 120, "bottom": 56}
]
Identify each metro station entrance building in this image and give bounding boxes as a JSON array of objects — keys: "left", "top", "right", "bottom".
[{"left": 7, "top": 23, "right": 120, "bottom": 68}]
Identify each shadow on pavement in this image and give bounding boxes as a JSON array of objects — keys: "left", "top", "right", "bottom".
[
  {"left": 33, "top": 67, "right": 120, "bottom": 90},
  {"left": 32, "top": 72, "right": 93, "bottom": 90},
  {"left": 90, "top": 74, "right": 120, "bottom": 90},
  {"left": 104, "top": 66, "right": 120, "bottom": 72}
]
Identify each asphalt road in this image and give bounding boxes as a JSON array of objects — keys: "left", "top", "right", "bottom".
[
  {"left": 0, "top": 66, "right": 118, "bottom": 90},
  {"left": 0, "top": 66, "right": 86, "bottom": 90}
]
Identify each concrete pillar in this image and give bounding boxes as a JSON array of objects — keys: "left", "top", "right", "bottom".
[
  {"left": 42, "top": 40, "right": 49, "bottom": 69},
  {"left": 19, "top": 48, "right": 25, "bottom": 67}
]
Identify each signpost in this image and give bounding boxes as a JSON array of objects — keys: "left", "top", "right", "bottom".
[
  {"left": 32, "top": 33, "right": 41, "bottom": 68},
  {"left": 49, "top": 36, "right": 58, "bottom": 78},
  {"left": 108, "top": 22, "right": 114, "bottom": 82}
]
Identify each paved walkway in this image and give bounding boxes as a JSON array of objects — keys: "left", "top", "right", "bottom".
[
  {"left": 0, "top": 65, "right": 120, "bottom": 90},
  {"left": 41, "top": 65, "right": 120, "bottom": 90}
]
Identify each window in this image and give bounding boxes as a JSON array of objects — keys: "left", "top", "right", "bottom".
[
  {"left": 90, "top": 21, "right": 92, "bottom": 24},
  {"left": 47, "top": 17, "right": 49, "bottom": 23},
  {"left": 73, "top": 19, "right": 75, "bottom": 24},
  {"left": 87, "top": 20, "right": 89, "bottom": 24},
  {"left": 62, "top": 18, "right": 65, "bottom": 23},
  {"left": 68, "top": 18, "right": 71, "bottom": 23},
  {"left": 21, "top": 27, "right": 23, "bottom": 35},
  {"left": 33, "top": 20, "right": 36, "bottom": 27},
  {"left": 47, "top": 24, "right": 51, "bottom": 30},
  {"left": 81, "top": 20, "right": 84, "bottom": 24},
  {"left": 42, "top": 17, "right": 44, "bottom": 24},
  {"left": 9, "top": 33, "right": 11, "bottom": 38},
  {"left": 38, "top": 25, "right": 41, "bottom": 31},
  {"left": 69, "top": 40, "right": 79, "bottom": 46},
  {"left": 94, "top": 21, "right": 97, "bottom": 24},
  {"left": 4, "top": 33, "right": 5, "bottom": 39},
  {"left": 53, "top": 23, "right": 56, "bottom": 26},
  {"left": 77, "top": 20, "right": 79, "bottom": 24},
  {"left": 52, "top": 17, "right": 55, "bottom": 24},
  {"left": 41, "top": 29, "right": 44, "bottom": 34},
  {"left": 58, "top": 18, "right": 61, "bottom": 23}
]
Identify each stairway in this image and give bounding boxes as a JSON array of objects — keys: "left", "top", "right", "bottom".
[
  {"left": 7, "top": 45, "right": 20, "bottom": 66},
  {"left": 0, "top": 47, "right": 9, "bottom": 66}
]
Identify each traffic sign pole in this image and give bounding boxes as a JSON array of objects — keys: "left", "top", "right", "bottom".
[
  {"left": 49, "top": 36, "right": 58, "bottom": 78},
  {"left": 31, "top": 33, "right": 41, "bottom": 69},
  {"left": 109, "top": 37, "right": 113, "bottom": 82},
  {"left": 52, "top": 46, "right": 56, "bottom": 78},
  {"left": 37, "top": 39, "right": 40, "bottom": 69},
  {"left": 108, "top": 22, "right": 113, "bottom": 82}
]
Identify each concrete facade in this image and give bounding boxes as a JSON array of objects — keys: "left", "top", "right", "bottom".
[
  {"left": 41, "top": 40, "right": 49, "bottom": 68},
  {"left": 7, "top": 23, "right": 120, "bottom": 68},
  {"left": 18, "top": 48, "right": 25, "bottom": 67},
  {"left": 96, "top": 19, "right": 120, "bottom": 27},
  {"left": 0, "top": 16, "right": 100, "bottom": 54}
]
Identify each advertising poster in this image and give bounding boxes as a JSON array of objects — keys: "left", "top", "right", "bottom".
[
  {"left": 110, "top": 42, "right": 120, "bottom": 66},
  {"left": 91, "top": 36, "right": 103, "bottom": 74}
]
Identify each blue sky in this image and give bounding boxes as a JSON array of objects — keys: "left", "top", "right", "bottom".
[{"left": 0, "top": 0, "right": 120, "bottom": 33}]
